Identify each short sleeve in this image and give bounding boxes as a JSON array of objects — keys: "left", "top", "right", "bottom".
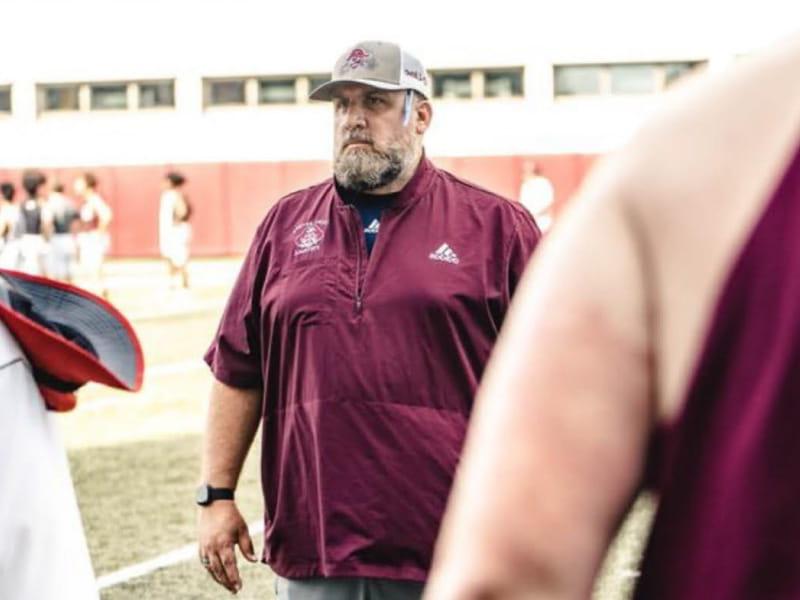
[
  {"left": 505, "top": 208, "right": 541, "bottom": 301},
  {"left": 203, "top": 208, "right": 277, "bottom": 389}
]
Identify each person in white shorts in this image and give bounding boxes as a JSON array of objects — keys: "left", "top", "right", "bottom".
[
  {"left": 74, "top": 173, "right": 112, "bottom": 297},
  {"left": 158, "top": 171, "right": 192, "bottom": 289},
  {"left": 518, "top": 159, "right": 555, "bottom": 233}
]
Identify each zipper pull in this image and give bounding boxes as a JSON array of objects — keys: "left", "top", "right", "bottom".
[{"left": 356, "top": 295, "right": 363, "bottom": 312}]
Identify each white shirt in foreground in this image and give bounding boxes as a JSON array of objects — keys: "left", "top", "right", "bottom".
[{"left": 0, "top": 321, "right": 98, "bottom": 599}]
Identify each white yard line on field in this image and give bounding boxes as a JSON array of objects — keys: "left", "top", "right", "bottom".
[{"left": 96, "top": 520, "right": 263, "bottom": 590}]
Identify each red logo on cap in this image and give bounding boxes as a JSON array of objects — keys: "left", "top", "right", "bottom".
[{"left": 344, "top": 48, "right": 371, "bottom": 70}]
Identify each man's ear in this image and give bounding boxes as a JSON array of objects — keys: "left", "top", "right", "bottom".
[{"left": 415, "top": 99, "right": 433, "bottom": 134}]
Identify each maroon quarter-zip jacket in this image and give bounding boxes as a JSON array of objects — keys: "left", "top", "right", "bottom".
[{"left": 205, "top": 157, "right": 540, "bottom": 581}]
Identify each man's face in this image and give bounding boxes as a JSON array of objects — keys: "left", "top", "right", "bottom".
[{"left": 332, "top": 84, "right": 417, "bottom": 192}]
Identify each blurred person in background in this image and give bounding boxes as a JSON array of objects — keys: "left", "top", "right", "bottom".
[
  {"left": 0, "top": 182, "right": 21, "bottom": 269},
  {"left": 18, "top": 170, "right": 52, "bottom": 276},
  {"left": 198, "top": 40, "right": 540, "bottom": 599},
  {"left": 46, "top": 182, "right": 80, "bottom": 282},
  {"left": 159, "top": 170, "right": 192, "bottom": 289},
  {"left": 0, "top": 268, "right": 142, "bottom": 600},
  {"left": 425, "top": 35, "right": 800, "bottom": 600},
  {"left": 74, "top": 172, "right": 112, "bottom": 297},
  {"left": 518, "top": 159, "right": 555, "bottom": 233}
]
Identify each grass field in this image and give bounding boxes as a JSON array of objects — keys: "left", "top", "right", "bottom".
[{"left": 56, "top": 258, "right": 653, "bottom": 599}]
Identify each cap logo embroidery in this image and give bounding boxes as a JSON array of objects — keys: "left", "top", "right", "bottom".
[
  {"left": 293, "top": 221, "right": 328, "bottom": 256},
  {"left": 404, "top": 69, "right": 427, "bottom": 84},
  {"left": 343, "top": 48, "right": 371, "bottom": 72}
]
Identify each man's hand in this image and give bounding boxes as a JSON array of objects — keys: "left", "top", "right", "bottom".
[{"left": 197, "top": 501, "right": 258, "bottom": 594}]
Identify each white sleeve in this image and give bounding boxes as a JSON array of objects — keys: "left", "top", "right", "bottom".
[{"left": 0, "top": 328, "right": 98, "bottom": 600}]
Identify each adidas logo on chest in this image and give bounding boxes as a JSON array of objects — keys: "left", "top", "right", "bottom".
[
  {"left": 364, "top": 219, "right": 380, "bottom": 235},
  {"left": 429, "top": 243, "right": 460, "bottom": 265}
]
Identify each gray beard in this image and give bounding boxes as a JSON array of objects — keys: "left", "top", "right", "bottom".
[{"left": 334, "top": 144, "right": 409, "bottom": 193}]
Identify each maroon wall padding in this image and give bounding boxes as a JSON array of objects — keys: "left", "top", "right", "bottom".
[
  {"left": 105, "top": 165, "right": 163, "bottom": 256},
  {"left": 222, "top": 160, "right": 331, "bottom": 254},
  {"left": 0, "top": 154, "right": 597, "bottom": 257}
]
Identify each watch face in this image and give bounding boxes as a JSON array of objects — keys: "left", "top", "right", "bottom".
[{"left": 195, "top": 485, "right": 210, "bottom": 505}]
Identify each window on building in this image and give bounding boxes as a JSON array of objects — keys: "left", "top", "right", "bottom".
[
  {"left": 664, "top": 62, "right": 700, "bottom": 87},
  {"left": 207, "top": 79, "right": 246, "bottom": 106},
  {"left": 91, "top": 83, "right": 128, "bottom": 110},
  {"left": 308, "top": 74, "right": 330, "bottom": 94},
  {"left": 555, "top": 61, "right": 705, "bottom": 97},
  {"left": 258, "top": 78, "right": 296, "bottom": 104},
  {"left": 554, "top": 65, "right": 603, "bottom": 96},
  {"left": 0, "top": 86, "right": 10, "bottom": 113},
  {"left": 139, "top": 80, "right": 175, "bottom": 108},
  {"left": 41, "top": 84, "right": 80, "bottom": 111},
  {"left": 484, "top": 68, "right": 524, "bottom": 98},
  {"left": 432, "top": 71, "right": 472, "bottom": 99},
  {"left": 610, "top": 64, "right": 656, "bottom": 94}
]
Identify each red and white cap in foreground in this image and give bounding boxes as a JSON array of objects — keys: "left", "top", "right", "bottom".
[{"left": 0, "top": 269, "right": 143, "bottom": 411}]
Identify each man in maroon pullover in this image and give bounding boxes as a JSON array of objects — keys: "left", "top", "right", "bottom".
[{"left": 197, "top": 40, "right": 540, "bottom": 598}]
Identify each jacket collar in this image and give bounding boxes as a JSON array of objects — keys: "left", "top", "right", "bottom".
[{"left": 333, "top": 152, "right": 435, "bottom": 210}]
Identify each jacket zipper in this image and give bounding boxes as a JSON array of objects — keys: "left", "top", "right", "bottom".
[{"left": 348, "top": 206, "right": 364, "bottom": 313}]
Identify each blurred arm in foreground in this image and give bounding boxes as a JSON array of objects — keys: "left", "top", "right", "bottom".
[
  {"left": 426, "top": 141, "right": 653, "bottom": 600},
  {"left": 426, "top": 34, "right": 800, "bottom": 600}
]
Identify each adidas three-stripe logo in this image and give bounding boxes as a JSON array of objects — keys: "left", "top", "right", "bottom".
[
  {"left": 364, "top": 219, "right": 380, "bottom": 234},
  {"left": 429, "top": 243, "right": 460, "bottom": 265}
]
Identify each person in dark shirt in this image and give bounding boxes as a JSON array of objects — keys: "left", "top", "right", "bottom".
[
  {"left": 46, "top": 183, "right": 80, "bottom": 282},
  {"left": 425, "top": 34, "right": 800, "bottom": 600},
  {"left": 18, "top": 170, "right": 52, "bottom": 276},
  {"left": 198, "top": 41, "right": 540, "bottom": 599}
]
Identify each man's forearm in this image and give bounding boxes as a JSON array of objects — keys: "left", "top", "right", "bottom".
[{"left": 201, "top": 379, "right": 262, "bottom": 488}]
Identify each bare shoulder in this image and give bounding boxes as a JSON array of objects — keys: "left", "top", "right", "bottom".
[
  {"left": 607, "top": 35, "right": 800, "bottom": 415},
  {"left": 622, "top": 35, "right": 800, "bottom": 234}
]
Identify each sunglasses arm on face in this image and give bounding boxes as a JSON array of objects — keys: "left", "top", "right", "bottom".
[{"left": 402, "top": 89, "right": 414, "bottom": 126}]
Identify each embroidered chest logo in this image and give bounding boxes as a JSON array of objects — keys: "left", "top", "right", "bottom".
[
  {"left": 364, "top": 219, "right": 380, "bottom": 235},
  {"left": 292, "top": 220, "right": 328, "bottom": 256},
  {"left": 342, "top": 48, "right": 371, "bottom": 72},
  {"left": 429, "top": 243, "right": 460, "bottom": 265}
]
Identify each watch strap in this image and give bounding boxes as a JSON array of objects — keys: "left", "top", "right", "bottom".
[
  {"left": 209, "top": 486, "right": 234, "bottom": 502},
  {"left": 196, "top": 483, "right": 235, "bottom": 506}
]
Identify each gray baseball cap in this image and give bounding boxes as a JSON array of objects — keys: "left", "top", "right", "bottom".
[{"left": 310, "top": 41, "right": 431, "bottom": 101}]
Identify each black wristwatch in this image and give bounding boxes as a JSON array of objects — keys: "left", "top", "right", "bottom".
[{"left": 195, "top": 484, "right": 235, "bottom": 506}]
